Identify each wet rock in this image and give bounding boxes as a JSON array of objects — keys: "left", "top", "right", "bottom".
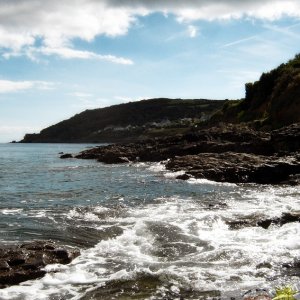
[
  {"left": 20, "top": 240, "right": 56, "bottom": 251},
  {"left": 228, "top": 212, "right": 300, "bottom": 230},
  {"left": 0, "top": 241, "right": 80, "bottom": 288},
  {"left": 271, "top": 123, "right": 300, "bottom": 153},
  {"left": 74, "top": 123, "right": 300, "bottom": 185},
  {"left": 166, "top": 152, "right": 300, "bottom": 184},
  {"left": 208, "top": 202, "right": 228, "bottom": 210},
  {"left": 257, "top": 212, "right": 300, "bottom": 229},
  {"left": 227, "top": 219, "right": 256, "bottom": 230},
  {"left": 282, "top": 259, "right": 300, "bottom": 277},
  {"left": 60, "top": 153, "right": 73, "bottom": 159},
  {"left": 0, "top": 262, "right": 10, "bottom": 271},
  {"left": 256, "top": 262, "right": 272, "bottom": 269},
  {"left": 176, "top": 173, "right": 191, "bottom": 180},
  {"left": 79, "top": 272, "right": 221, "bottom": 300}
]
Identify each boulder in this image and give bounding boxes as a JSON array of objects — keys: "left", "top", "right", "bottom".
[
  {"left": 0, "top": 241, "right": 80, "bottom": 288},
  {"left": 73, "top": 123, "right": 300, "bottom": 185},
  {"left": 166, "top": 152, "right": 300, "bottom": 184},
  {"left": 227, "top": 212, "right": 300, "bottom": 230},
  {"left": 271, "top": 123, "right": 300, "bottom": 153},
  {"left": 60, "top": 153, "right": 73, "bottom": 159}
]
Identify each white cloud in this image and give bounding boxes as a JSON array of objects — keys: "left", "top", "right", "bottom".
[
  {"left": 0, "top": 0, "right": 140, "bottom": 63},
  {"left": 39, "top": 47, "right": 134, "bottom": 64},
  {"left": 0, "top": 80, "right": 34, "bottom": 93},
  {"left": 187, "top": 25, "right": 198, "bottom": 38},
  {"left": 2, "top": 45, "right": 133, "bottom": 65},
  {"left": 114, "top": 95, "right": 149, "bottom": 102},
  {"left": 0, "top": 0, "right": 299, "bottom": 56},
  {"left": 108, "top": 0, "right": 300, "bottom": 21},
  {"left": 221, "top": 36, "right": 258, "bottom": 48},
  {"left": 0, "top": 1, "right": 141, "bottom": 49},
  {"left": 0, "top": 80, "right": 55, "bottom": 93}
]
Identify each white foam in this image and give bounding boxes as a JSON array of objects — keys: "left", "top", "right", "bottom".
[
  {"left": 0, "top": 185, "right": 299, "bottom": 299},
  {"left": 67, "top": 209, "right": 99, "bottom": 222},
  {"left": 1, "top": 208, "right": 23, "bottom": 215},
  {"left": 187, "top": 177, "right": 236, "bottom": 186},
  {"left": 164, "top": 170, "right": 185, "bottom": 178},
  {"left": 147, "top": 162, "right": 166, "bottom": 172}
]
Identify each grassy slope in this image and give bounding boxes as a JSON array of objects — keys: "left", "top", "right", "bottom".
[
  {"left": 21, "top": 54, "right": 300, "bottom": 143},
  {"left": 21, "top": 98, "right": 225, "bottom": 142},
  {"left": 212, "top": 53, "right": 300, "bottom": 129}
]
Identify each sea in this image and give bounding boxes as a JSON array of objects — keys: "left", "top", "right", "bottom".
[{"left": 0, "top": 143, "right": 299, "bottom": 300}]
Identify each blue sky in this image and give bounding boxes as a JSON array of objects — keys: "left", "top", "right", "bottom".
[{"left": 0, "top": 0, "right": 300, "bottom": 142}]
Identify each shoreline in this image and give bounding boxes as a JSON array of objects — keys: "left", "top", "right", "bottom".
[{"left": 71, "top": 123, "right": 300, "bottom": 185}]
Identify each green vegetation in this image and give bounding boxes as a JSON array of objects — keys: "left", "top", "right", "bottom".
[
  {"left": 21, "top": 54, "right": 300, "bottom": 143},
  {"left": 21, "top": 98, "right": 225, "bottom": 143},
  {"left": 273, "top": 286, "right": 298, "bottom": 300},
  {"left": 212, "top": 53, "right": 300, "bottom": 129}
]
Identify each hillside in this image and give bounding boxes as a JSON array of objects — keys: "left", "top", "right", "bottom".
[
  {"left": 212, "top": 53, "right": 300, "bottom": 129},
  {"left": 21, "top": 98, "right": 225, "bottom": 143},
  {"left": 21, "top": 54, "right": 300, "bottom": 143}
]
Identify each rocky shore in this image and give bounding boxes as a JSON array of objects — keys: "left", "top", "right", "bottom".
[
  {"left": 0, "top": 241, "right": 79, "bottom": 288},
  {"left": 71, "top": 123, "right": 300, "bottom": 185}
]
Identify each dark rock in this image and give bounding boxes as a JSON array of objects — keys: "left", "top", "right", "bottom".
[
  {"left": 0, "top": 262, "right": 10, "bottom": 271},
  {"left": 60, "top": 153, "right": 73, "bottom": 159},
  {"left": 166, "top": 152, "right": 300, "bottom": 184},
  {"left": 207, "top": 202, "right": 228, "bottom": 210},
  {"left": 0, "top": 241, "right": 80, "bottom": 288},
  {"left": 271, "top": 123, "right": 300, "bottom": 153},
  {"left": 282, "top": 259, "right": 300, "bottom": 277},
  {"left": 7, "top": 258, "right": 26, "bottom": 267},
  {"left": 256, "top": 262, "right": 272, "bottom": 269},
  {"left": 227, "top": 212, "right": 300, "bottom": 230},
  {"left": 176, "top": 173, "right": 191, "bottom": 180},
  {"left": 20, "top": 240, "right": 56, "bottom": 251},
  {"left": 257, "top": 212, "right": 300, "bottom": 229},
  {"left": 74, "top": 123, "right": 300, "bottom": 185},
  {"left": 227, "top": 219, "right": 257, "bottom": 230}
]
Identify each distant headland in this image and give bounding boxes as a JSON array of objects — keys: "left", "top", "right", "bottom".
[
  {"left": 18, "top": 54, "right": 300, "bottom": 185},
  {"left": 21, "top": 54, "right": 300, "bottom": 144}
]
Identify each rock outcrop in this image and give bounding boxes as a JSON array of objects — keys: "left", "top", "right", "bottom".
[
  {"left": 74, "top": 123, "right": 300, "bottom": 185},
  {"left": 166, "top": 152, "right": 300, "bottom": 184},
  {"left": 60, "top": 153, "right": 73, "bottom": 159},
  {"left": 227, "top": 212, "right": 300, "bottom": 229},
  {"left": 0, "top": 241, "right": 80, "bottom": 288}
]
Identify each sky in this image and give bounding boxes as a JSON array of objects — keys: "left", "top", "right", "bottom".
[{"left": 0, "top": 0, "right": 300, "bottom": 142}]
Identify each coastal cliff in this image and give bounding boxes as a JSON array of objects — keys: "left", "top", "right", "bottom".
[{"left": 211, "top": 53, "right": 300, "bottom": 129}]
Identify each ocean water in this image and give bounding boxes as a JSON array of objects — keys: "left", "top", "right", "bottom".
[{"left": 0, "top": 143, "right": 300, "bottom": 299}]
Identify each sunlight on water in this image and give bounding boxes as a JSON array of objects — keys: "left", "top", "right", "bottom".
[{"left": 0, "top": 144, "right": 299, "bottom": 299}]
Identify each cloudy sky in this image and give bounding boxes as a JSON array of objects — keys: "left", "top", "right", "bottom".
[{"left": 1, "top": 0, "right": 300, "bottom": 142}]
